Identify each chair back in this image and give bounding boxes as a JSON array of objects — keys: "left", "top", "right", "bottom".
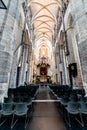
[
  {"left": 3, "top": 103, "right": 14, "bottom": 111},
  {"left": 14, "top": 103, "right": 28, "bottom": 113}
]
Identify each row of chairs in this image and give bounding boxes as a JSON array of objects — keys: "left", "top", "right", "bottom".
[
  {"left": 4, "top": 95, "right": 32, "bottom": 105},
  {"left": 8, "top": 85, "right": 39, "bottom": 98},
  {"left": 0, "top": 85, "right": 39, "bottom": 129},
  {"left": 65, "top": 99, "right": 87, "bottom": 127},
  {"left": 49, "top": 85, "right": 86, "bottom": 127},
  {"left": 0, "top": 102, "right": 32, "bottom": 129},
  {"left": 4, "top": 85, "right": 39, "bottom": 103},
  {"left": 49, "top": 85, "right": 71, "bottom": 98}
]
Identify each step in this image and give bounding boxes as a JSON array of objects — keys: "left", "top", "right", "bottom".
[{"left": 32, "top": 99, "right": 60, "bottom": 102}]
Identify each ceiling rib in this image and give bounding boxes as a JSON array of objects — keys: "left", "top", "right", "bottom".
[
  {"left": 34, "top": 26, "right": 54, "bottom": 34},
  {"left": 34, "top": 30, "right": 53, "bottom": 35},
  {"left": 32, "top": 15, "right": 56, "bottom": 24},
  {"left": 33, "top": 21, "right": 52, "bottom": 30},
  {"left": 31, "top": 2, "right": 58, "bottom": 22},
  {"left": 29, "top": 0, "right": 60, "bottom": 45},
  {"left": 35, "top": 34, "right": 52, "bottom": 41},
  {"left": 35, "top": 33, "right": 52, "bottom": 40},
  {"left": 32, "top": 19, "right": 54, "bottom": 24},
  {"left": 37, "top": 36, "right": 51, "bottom": 41}
]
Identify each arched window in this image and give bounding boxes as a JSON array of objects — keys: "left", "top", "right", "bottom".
[{"left": 39, "top": 45, "right": 48, "bottom": 58}]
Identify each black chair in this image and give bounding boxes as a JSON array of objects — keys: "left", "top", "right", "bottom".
[
  {"left": 0, "top": 103, "right": 14, "bottom": 127},
  {"left": 60, "top": 93, "right": 70, "bottom": 106},
  {"left": 11, "top": 103, "right": 29, "bottom": 129},
  {"left": 65, "top": 100, "right": 82, "bottom": 127},
  {"left": 14, "top": 95, "right": 23, "bottom": 103},
  {"left": 23, "top": 96, "right": 32, "bottom": 105},
  {"left": 79, "top": 101, "right": 87, "bottom": 127},
  {"left": 79, "top": 96, "right": 87, "bottom": 103},
  {"left": 4, "top": 97, "right": 13, "bottom": 103}
]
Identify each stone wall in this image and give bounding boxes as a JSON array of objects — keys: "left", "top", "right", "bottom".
[
  {"left": 55, "top": 1, "right": 84, "bottom": 88},
  {"left": 70, "top": 0, "right": 87, "bottom": 88},
  {"left": 9, "top": 3, "right": 25, "bottom": 88},
  {"left": 0, "top": 0, "right": 21, "bottom": 99}
]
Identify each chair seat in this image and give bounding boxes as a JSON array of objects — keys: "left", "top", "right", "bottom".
[
  {"left": 2, "top": 103, "right": 14, "bottom": 115},
  {"left": 14, "top": 103, "right": 28, "bottom": 116},
  {"left": 15, "top": 111, "right": 27, "bottom": 116},
  {"left": 66, "top": 107, "right": 79, "bottom": 114},
  {"left": 79, "top": 102, "right": 87, "bottom": 114},
  {"left": 80, "top": 111, "right": 87, "bottom": 114},
  {"left": 79, "top": 108, "right": 87, "bottom": 113},
  {"left": 2, "top": 111, "right": 14, "bottom": 116}
]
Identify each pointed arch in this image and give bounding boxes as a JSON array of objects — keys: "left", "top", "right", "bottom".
[
  {"left": 34, "top": 21, "right": 52, "bottom": 30},
  {"left": 35, "top": 36, "right": 51, "bottom": 42},
  {"left": 36, "top": 35, "right": 51, "bottom": 41},
  {"left": 34, "top": 26, "right": 54, "bottom": 34},
  {"left": 35, "top": 33, "right": 52, "bottom": 40},
  {"left": 32, "top": 15, "right": 56, "bottom": 24},
  {"left": 35, "top": 35, "right": 52, "bottom": 41},
  {"left": 34, "top": 30, "right": 53, "bottom": 36},
  {"left": 32, "top": 19, "right": 54, "bottom": 25}
]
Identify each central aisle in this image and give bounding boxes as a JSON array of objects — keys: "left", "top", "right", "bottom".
[{"left": 29, "top": 86, "right": 66, "bottom": 130}]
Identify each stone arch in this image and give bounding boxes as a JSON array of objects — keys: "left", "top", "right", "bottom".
[
  {"left": 66, "top": 13, "right": 83, "bottom": 88},
  {"left": 39, "top": 44, "right": 49, "bottom": 58}
]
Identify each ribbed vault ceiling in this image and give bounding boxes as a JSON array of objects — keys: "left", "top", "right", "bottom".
[{"left": 28, "top": 0, "right": 60, "bottom": 45}]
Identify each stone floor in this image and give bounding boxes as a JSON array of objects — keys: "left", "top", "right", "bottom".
[{"left": 28, "top": 86, "right": 66, "bottom": 130}]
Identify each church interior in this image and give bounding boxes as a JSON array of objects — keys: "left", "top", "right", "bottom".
[{"left": 0, "top": 0, "right": 87, "bottom": 130}]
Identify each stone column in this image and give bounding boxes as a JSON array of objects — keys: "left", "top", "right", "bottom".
[
  {"left": 70, "top": 0, "right": 87, "bottom": 90},
  {"left": 19, "top": 44, "right": 29, "bottom": 85},
  {"left": 55, "top": 52, "right": 59, "bottom": 83},
  {"left": 0, "top": 0, "right": 21, "bottom": 100}
]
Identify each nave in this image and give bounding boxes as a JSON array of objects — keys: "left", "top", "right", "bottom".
[
  {"left": 29, "top": 86, "right": 66, "bottom": 130},
  {"left": 1, "top": 0, "right": 87, "bottom": 130}
]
